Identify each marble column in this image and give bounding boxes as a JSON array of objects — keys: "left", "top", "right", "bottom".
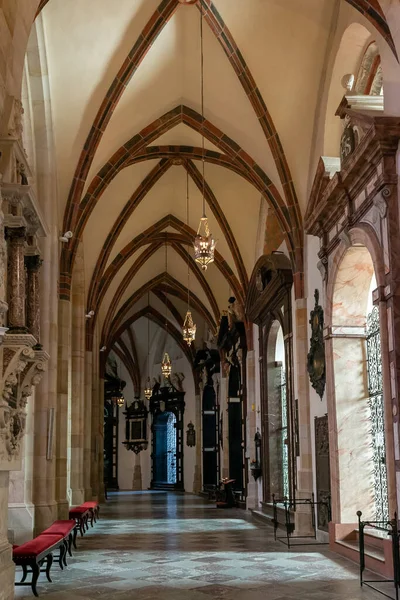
[
  {"left": 294, "top": 300, "right": 313, "bottom": 534},
  {"left": 5, "top": 226, "right": 26, "bottom": 332},
  {"left": 0, "top": 472, "right": 14, "bottom": 600},
  {"left": 25, "top": 254, "right": 42, "bottom": 347},
  {"left": 132, "top": 453, "right": 142, "bottom": 490}
]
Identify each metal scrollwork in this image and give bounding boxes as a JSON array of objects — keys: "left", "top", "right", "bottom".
[{"left": 307, "top": 289, "right": 326, "bottom": 399}]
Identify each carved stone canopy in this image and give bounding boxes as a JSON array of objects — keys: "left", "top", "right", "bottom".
[
  {"left": 305, "top": 112, "right": 400, "bottom": 238},
  {"left": 246, "top": 252, "right": 293, "bottom": 325},
  {"left": 0, "top": 333, "right": 49, "bottom": 463}
]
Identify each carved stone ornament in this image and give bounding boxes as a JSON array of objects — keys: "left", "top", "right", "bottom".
[
  {"left": 0, "top": 335, "right": 49, "bottom": 460},
  {"left": 307, "top": 290, "right": 326, "bottom": 399},
  {"left": 340, "top": 115, "right": 356, "bottom": 163}
]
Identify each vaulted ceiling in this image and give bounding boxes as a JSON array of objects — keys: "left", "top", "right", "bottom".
[{"left": 34, "top": 0, "right": 394, "bottom": 391}]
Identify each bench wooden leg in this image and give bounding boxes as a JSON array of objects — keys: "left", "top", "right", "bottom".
[
  {"left": 63, "top": 540, "right": 68, "bottom": 566},
  {"left": 45, "top": 553, "right": 53, "bottom": 583},
  {"left": 68, "top": 532, "right": 73, "bottom": 556},
  {"left": 58, "top": 543, "right": 64, "bottom": 570},
  {"left": 73, "top": 527, "right": 78, "bottom": 549},
  {"left": 20, "top": 564, "right": 28, "bottom": 583},
  {"left": 31, "top": 563, "right": 40, "bottom": 597}
]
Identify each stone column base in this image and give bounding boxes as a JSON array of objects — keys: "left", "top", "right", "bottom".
[
  {"left": 84, "top": 488, "right": 92, "bottom": 501},
  {"left": 192, "top": 465, "right": 201, "bottom": 494},
  {"left": 8, "top": 503, "right": 34, "bottom": 545},
  {"left": 0, "top": 539, "right": 15, "bottom": 600},
  {"left": 132, "top": 465, "right": 142, "bottom": 491},
  {"left": 57, "top": 499, "right": 70, "bottom": 520},
  {"left": 33, "top": 502, "right": 58, "bottom": 536},
  {"left": 246, "top": 480, "right": 259, "bottom": 510},
  {"left": 69, "top": 489, "right": 85, "bottom": 507}
]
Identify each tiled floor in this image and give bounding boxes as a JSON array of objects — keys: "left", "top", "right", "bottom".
[{"left": 14, "top": 491, "right": 388, "bottom": 599}]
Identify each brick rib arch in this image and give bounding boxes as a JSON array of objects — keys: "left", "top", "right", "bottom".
[
  {"left": 88, "top": 216, "right": 242, "bottom": 345},
  {"left": 111, "top": 345, "right": 139, "bottom": 392},
  {"left": 87, "top": 156, "right": 247, "bottom": 314},
  {"left": 102, "top": 272, "right": 216, "bottom": 349},
  {"left": 108, "top": 306, "right": 196, "bottom": 382},
  {"left": 98, "top": 239, "right": 219, "bottom": 347}
]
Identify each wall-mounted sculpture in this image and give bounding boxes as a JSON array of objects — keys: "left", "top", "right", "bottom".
[{"left": 307, "top": 289, "right": 326, "bottom": 399}]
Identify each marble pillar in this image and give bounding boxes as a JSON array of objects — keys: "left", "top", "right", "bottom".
[
  {"left": 5, "top": 226, "right": 26, "bottom": 332},
  {"left": 294, "top": 300, "right": 314, "bottom": 534},
  {"left": 25, "top": 254, "right": 42, "bottom": 347},
  {"left": 132, "top": 453, "right": 142, "bottom": 490},
  {"left": 84, "top": 350, "right": 93, "bottom": 500}
]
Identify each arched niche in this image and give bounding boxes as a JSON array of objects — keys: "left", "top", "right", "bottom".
[
  {"left": 330, "top": 244, "right": 388, "bottom": 523},
  {"left": 246, "top": 252, "right": 295, "bottom": 503}
]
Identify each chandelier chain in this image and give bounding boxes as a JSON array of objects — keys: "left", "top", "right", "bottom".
[
  {"left": 200, "top": 0, "right": 206, "bottom": 217},
  {"left": 186, "top": 169, "right": 190, "bottom": 308}
]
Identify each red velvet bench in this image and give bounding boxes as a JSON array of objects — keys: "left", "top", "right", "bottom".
[
  {"left": 13, "top": 534, "right": 65, "bottom": 597},
  {"left": 80, "top": 501, "right": 100, "bottom": 527},
  {"left": 69, "top": 506, "right": 89, "bottom": 536},
  {"left": 41, "top": 520, "right": 77, "bottom": 565}
]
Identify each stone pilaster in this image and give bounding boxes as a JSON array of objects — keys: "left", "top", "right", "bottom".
[
  {"left": 98, "top": 378, "right": 105, "bottom": 502},
  {"left": 192, "top": 390, "right": 202, "bottom": 493},
  {"left": 84, "top": 350, "right": 93, "bottom": 500},
  {"left": 25, "top": 254, "right": 42, "bottom": 347},
  {"left": 132, "top": 453, "right": 142, "bottom": 490},
  {"left": 69, "top": 244, "right": 85, "bottom": 506},
  {"left": 5, "top": 226, "right": 26, "bottom": 332},
  {"left": 56, "top": 298, "right": 70, "bottom": 519}
]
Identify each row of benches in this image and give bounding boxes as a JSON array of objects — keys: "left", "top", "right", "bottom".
[{"left": 13, "top": 501, "right": 100, "bottom": 597}]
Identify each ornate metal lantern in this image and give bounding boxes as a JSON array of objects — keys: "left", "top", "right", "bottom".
[
  {"left": 123, "top": 399, "right": 148, "bottom": 454},
  {"left": 144, "top": 377, "right": 152, "bottom": 400},
  {"left": 161, "top": 352, "right": 172, "bottom": 377},
  {"left": 112, "top": 387, "right": 125, "bottom": 408},
  {"left": 182, "top": 310, "right": 196, "bottom": 346},
  {"left": 194, "top": 217, "right": 216, "bottom": 271}
]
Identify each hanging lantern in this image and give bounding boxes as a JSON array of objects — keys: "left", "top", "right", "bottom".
[
  {"left": 194, "top": 217, "right": 216, "bottom": 270},
  {"left": 144, "top": 377, "right": 152, "bottom": 400},
  {"left": 183, "top": 310, "right": 196, "bottom": 345},
  {"left": 113, "top": 387, "right": 125, "bottom": 408},
  {"left": 161, "top": 352, "right": 172, "bottom": 377}
]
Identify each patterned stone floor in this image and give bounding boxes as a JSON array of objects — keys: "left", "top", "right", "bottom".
[{"left": 14, "top": 491, "right": 388, "bottom": 599}]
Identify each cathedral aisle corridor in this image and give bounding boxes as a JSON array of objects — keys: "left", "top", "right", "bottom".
[{"left": 15, "top": 493, "right": 383, "bottom": 600}]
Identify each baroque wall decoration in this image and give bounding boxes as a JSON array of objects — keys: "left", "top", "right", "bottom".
[
  {"left": 186, "top": 421, "right": 196, "bottom": 447},
  {"left": 307, "top": 289, "right": 325, "bottom": 399}
]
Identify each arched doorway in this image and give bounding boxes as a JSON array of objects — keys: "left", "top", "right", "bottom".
[
  {"left": 153, "top": 411, "right": 177, "bottom": 486},
  {"left": 331, "top": 245, "right": 388, "bottom": 522}
]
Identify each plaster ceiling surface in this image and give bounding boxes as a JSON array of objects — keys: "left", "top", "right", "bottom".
[{"left": 37, "top": 0, "right": 342, "bottom": 390}]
